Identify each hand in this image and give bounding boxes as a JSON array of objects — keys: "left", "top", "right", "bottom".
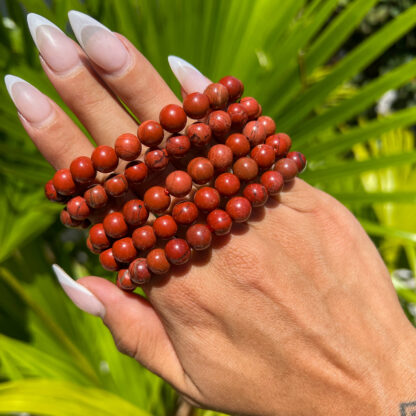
[{"left": 8, "top": 11, "right": 416, "bottom": 416}]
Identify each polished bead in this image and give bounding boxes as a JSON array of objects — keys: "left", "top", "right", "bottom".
[
  {"left": 274, "top": 158, "right": 298, "bottom": 181},
  {"left": 122, "top": 199, "right": 148, "bottom": 227},
  {"left": 225, "top": 196, "right": 252, "bottom": 223},
  {"left": 240, "top": 97, "right": 260, "bottom": 120},
  {"left": 219, "top": 76, "right": 244, "bottom": 101},
  {"left": 147, "top": 248, "right": 170, "bottom": 274},
  {"left": 137, "top": 120, "right": 164, "bottom": 147},
  {"left": 132, "top": 225, "right": 157, "bottom": 251},
  {"left": 144, "top": 148, "right": 169, "bottom": 171},
  {"left": 186, "top": 224, "right": 212, "bottom": 250},
  {"left": 214, "top": 172, "right": 241, "bottom": 196},
  {"left": 112, "top": 237, "right": 138, "bottom": 263},
  {"left": 153, "top": 215, "right": 178, "bottom": 239},
  {"left": 255, "top": 104, "right": 263, "bottom": 118},
  {"left": 86, "top": 236, "right": 102, "bottom": 254},
  {"left": 99, "top": 248, "right": 120, "bottom": 271},
  {"left": 227, "top": 103, "right": 248, "bottom": 129},
  {"left": 159, "top": 104, "right": 187, "bottom": 133},
  {"left": 124, "top": 161, "right": 148, "bottom": 184},
  {"left": 250, "top": 144, "right": 275, "bottom": 169},
  {"left": 84, "top": 184, "right": 108, "bottom": 209},
  {"left": 115, "top": 133, "right": 142, "bottom": 161},
  {"left": 172, "top": 201, "right": 199, "bottom": 225},
  {"left": 144, "top": 186, "right": 171, "bottom": 213},
  {"left": 225, "top": 133, "right": 250, "bottom": 157},
  {"left": 183, "top": 92, "right": 210, "bottom": 119},
  {"left": 187, "top": 157, "right": 214, "bottom": 184},
  {"left": 53, "top": 169, "right": 76, "bottom": 196},
  {"left": 206, "top": 209, "right": 232, "bottom": 235},
  {"left": 89, "top": 223, "right": 111, "bottom": 250},
  {"left": 166, "top": 134, "right": 191, "bottom": 157},
  {"left": 70, "top": 156, "right": 96, "bottom": 183},
  {"left": 165, "top": 170, "right": 193, "bottom": 197},
  {"left": 265, "top": 133, "right": 292, "bottom": 158},
  {"left": 260, "top": 170, "right": 284, "bottom": 195},
  {"left": 257, "top": 116, "right": 276, "bottom": 136},
  {"left": 103, "top": 212, "right": 128, "bottom": 239},
  {"left": 207, "top": 110, "right": 231, "bottom": 137},
  {"left": 233, "top": 157, "right": 259, "bottom": 181},
  {"left": 117, "top": 269, "right": 137, "bottom": 291},
  {"left": 129, "top": 258, "right": 152, "bottom": 285},
  {"left": 67, "top": 196, "right": 90, "bottom": 220},
  {"left": 44, "top": 180, "right": 66, "bottom": 202},
  {"left": 204, "top": 83, "right": 229, "bottom": 109},
  {"left": 186, "top": 122, "right": 212, "bottom": 147},
  {"left": 243, "top": 120, "right": 267, "bottom": 146},
  {"left": 104, "top": 174, "right": 128, "bottom": 197},
  {"left": 194, "top": 186, "right": 220, "bottom": 212},
  {"left": 91, "top": 145, "right": 118, "bottom": 173},
  {"left": 208, "top": 144, "right": 233, "bottom": 171},
  {"left": 165, "top": 238, "right": 191, "bottom": 265},
  {"left": 243, "top": 183, "right": 268, "bottom": 207},
  {"left": 60, "top": 209, "right": 83, "bottom": 228},
  {"left": 287, "top": 151, "right": 307, "bottom": 172}
]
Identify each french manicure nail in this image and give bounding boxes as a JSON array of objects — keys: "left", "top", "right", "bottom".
[
  {"left": 52, "top": 264, "right": 105, "bottom": 318},
  {"left": 68, "top": 10, "right": 128, "bottom": 73},
  {"left": 168, "top": 55, "right": 211, "bottom": 94},
  {"left": 4, "top": 75, "right": 53, "bottom": 124}
]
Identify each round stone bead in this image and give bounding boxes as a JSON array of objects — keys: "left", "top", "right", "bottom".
[
  {"left": 255, "top": 104, "right": 263, "bottom": 118},
  {"left": 194, "top": 187, "right": 220, "bottom": 212},
  {"left": 187, "top": 157, "right": 214, "bottom": 185},
  {"left": 159, "top": 104, "right": 187, "bottom": 133},
  {"left": 214, "top": 172, "right": 241, "bottom": 196},
  {"left": 60, "top": 209, "right": 83, "bottom": 228},
  {"left": 239, "top": 97, "right": 260, "bottom": 120},
  {"left": 70, "top": 156, "right": 96, "bottom": 183},
  {"left": 129, "top": 258, "right": 152, "bottom": 285},
  {"left": 204, "top": 83, "right": 229, "bottom": 109},
  {"left": 243, "top": 120, "right": 267, "bottom": 146},
  {"left": 257, "top": 116, "right": 276, "bottom": 136},
  {"left": 67, "top": 196, "right": 90, "bottom": 220},
  {"left": 260, "top": 171, "right": 284, "bottom": 195},
  {"left": 122, "top": 199, "right": 148, "bottom": 227},
  {"left": 250, "top": 144, "right": 275, "bottom": 169},
  {"left": 225, "top": 133, "right": 250, "bottom": 157},
  {"left": 103, "top": 212, "right": 128, "bottom": 239},
  {"left": 44, "top": 180, "right": 66, "bottom": 202},
  {"left": 207, "top": 110, "right": 231, "bottom": 137},
  {"left": 172, "top": 201, "right": 199, "bottom": 225},
  {"left": 144, "top": 148, "right": 169, "bottom": 171},
  {"left": 91, "top": 145, "right": 118, "bottom": 173},
  {"left": 227, "top": 103, "right": 248, "bottom": 129},
  {"left": 287, "top": 151, "right": 307, "bottom": 173},
  {"left": 165, "top": 238, "right": 191, "bottom": 265},
  {"left": 165, "top": 170, "right": 193, "bottom": 197},
  {"left": 89, "top": 223, "right": 111, "bottom": 250},
  {"left": 183, "top": 92, "right": 210, "bottom": 119},
  {"left": 53, "top": 169, "right": 76, "bottom": 196},
  {"left": 274, "top": 158, "right": 298, "bottom": 181},
  {"left": 265, "top": 133, "right": 292, "bottom": 158},
  {"left": 112, "top": 237, "right": 138, "bottom": 263},
  {"left": 104, "top": 174, "right": 128, "bottom": 198},
  {"left": 186, "top": 123, "right": 212, "bottom": 148},
  {"left": 84, "top": 184, "right": 108, "bottom": 209},
  {"left": 153, "top": 215, "right": 178, "bottom": 239},
  {"left": 225, "top": 196, "right": 252, "bottom": 223},
  {"left": 186, "top": 224, "right": 212, "bottom": 251},
  {"left": 206, "top": 209, "right": 232, "bottom": 235},
  {"left": 144, "top": 186, "right": 171, "bottom": 213},
  {"left": 99, "top": 248, "right": 120, "bottom": 271},
  {"left": 219, "top": 76, "right": 244, "bottom": 101},
  {"left": 124, "top": 161, "right": 148, "bottom": 184},
  {"left": 86, "top": 236, "right": 102, "bottom": 254},
  {"left": 233, "top": 157, "right": 259, "bottom": 181},
  {"left": 147, "top": 248, "right": 170, "bottom": 274},
  {"left": 243, "top": 183, "right": 268, "bottom": 207},
  {"left": 117, "top": 269, "right": 137, "bottom": 291},
  {"left": 166, "top": 134, "right": 191, "bottom": 157},
  {"left": 208, "top": 144, "right": 233, "bottom": 171},
  {"left": 132, "top": 225, "right": 157, "bottom": 251},
  {"left": 115, "top": 133, "right": 142, "bottom": 161},
  {"left": 137, "top": 120, "right": 164, "bottom": 147}
]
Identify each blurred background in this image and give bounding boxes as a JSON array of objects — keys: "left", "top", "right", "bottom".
[{"left": 0, "top": 0, "right": 416, "bottom": 414}]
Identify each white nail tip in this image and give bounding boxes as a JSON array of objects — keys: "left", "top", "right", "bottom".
[
  {"left": 27, "top": 13, "right": 61, "bottom": 48},
  {"left": 4, "top": 74, "right": 27, "bottom": 100},
  {"left": 52, "top": 264, "right": 94, "bottom": 296},
  {"left": 168, "top": 55, "right": 200, "bottom": 74}
]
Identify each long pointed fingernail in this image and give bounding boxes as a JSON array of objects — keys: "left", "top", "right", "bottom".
[
  {"left": 68, "top": 10, "right": 128, "bottom": 73},
  {"left": 52, "top": 264, "right": 105, "bottom": 318},
  {"left": 168, "top": 55, "right": 211, "bottom": 94},
  {"left": 4, "top": 75, "right": 53, "bottom": 125},
  {"left": 27, "top": 13, "right": 80, "bottom": 74}
]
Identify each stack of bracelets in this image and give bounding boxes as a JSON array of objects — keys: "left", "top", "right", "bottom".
[{"left": 44, "top": 76, "right": 306, "bottom": 291}]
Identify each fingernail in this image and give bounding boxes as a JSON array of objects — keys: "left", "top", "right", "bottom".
[
  {"left": 52, "top": 264, "right": 105, "bottom": 318},
  {"left": 4, "top": 75, "right": 53, "bottom": 125},
  {"left": 68, "top": 10, "right": 128, "bottom": 73},
  {"left": 168, "top": 55, "right": 211, "bottom": 94}
]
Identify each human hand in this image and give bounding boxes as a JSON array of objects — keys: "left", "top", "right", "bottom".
[{"left": 7, "top": 11, "right": 416, "bottom": 416}]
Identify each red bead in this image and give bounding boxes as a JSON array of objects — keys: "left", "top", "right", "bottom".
[
  {"left": 287, "top": 151, "right": 307, "bottom": 172},
  {"left": 207, "top": 110, "right": 231, "bottom": 137},
  {"left": 225, "top": 133, "right": 250, "bottom": 157},
  {"left": 91, "top": 145, "right": 118, "bottom": 173},
  {"left": 137, "top": 120, "right": 164, "bottom": 147},
  {"left": 206, "top": 209, "right": 232, "bottom": 235},
  {"left": 166, "top": 134, "right": 191, "bottom": 157},
  {"left": 117, "top": 269, "right": 137, "bottom": 291},
  {"left": 204, "top": 83, "right": 229, "bottom": 109},
  {"left": 159, "top": 104, "right": 187, "bottom": 133},
  {"left": 208, "top": 144, "right": 233, "bottom": 171},
  {"left": 103, "top": 212, "right": 128, "bottom": 239},
  {"left": 67, "top": 196, "right": 90, "bottom": 220},
  {"left": 132, "top": 225, "right": 157, "bottom": 251},
  {"left": 70, "top": 156, "right": 96, "bottom": 183},
  {"left": 165, "top": 170, "right": 193, "bottom": 197},
  {"left": 260, "top": 171, "right": 284, "bottom": 195},
  {"left": 214, "top": 173, "right": 240, "bottom": 196},
  {"left": 219, "top": 76, "right": 244, "bottom": 101},
  {"left": 144, "top": 148, "right": 169, "bottom": 171},
  {"left": 115, "top": 133, "right": 142, "bottom": 161},
  {"left": 104, "top": 174, "right": 128, "bottom": 198},
  {"left": 186, "top": 122, "right": 212, "bottom": 147},
  {"left": 99, "top": 248, "right": 120, "bottom": 271},
  {"left": 84, "top": 184, "right": 108, "bottom": 209},
  {"left": 165, "top": 238, "right": 191, "bottom": 265},
  {"left": 265, "top": 133, "right": 292, "bottom": 158},
  {"left": 172, "top": 201, "right": 199, "bottom": 225},
  {"left": 183, "top": 92, "right": 210, "bottom": 119},
  {"left": 112, "top": 237, "right": 138, "bottom": 263},
  {"left": 129, "top": 258, "right": 152, "bottom": 285},
  {"left": 187, "top": 157, "right": 214, "bottom": 184},
  {"left": 153, "top": 215, "right": 178, "bottom": 239},
  {"left": 233, "top": 157, "right": 259, "bottom": 181},
  {"left": 86, "top": 236, "right": 102, "bottom": 254},
  {"left": 60, "top": 209, "right": 83, "bottom": 228},
  {"left": 240, "top": 97, "right": 259, "bottom": 120},
  {"left": 243, "top": 120, "right": 267, "bottom": 146},
  {"left": 53, "top": 169, "right": 76, "bottom": 196},
  {"left": 194, "top": 187, "right": 220, "bottom": 212},
  {"left": 250, "top": 144, "right": 275, "bottom": 169},
  {"left": 243, "top": 183, "right": 268, "bottom": 207},
  {"left": 225, "top": 196, "right": 252, "bottom": 223},
  {"left": 122, "top": 199, "right": 148, "bottom": 227},
  {"left": 274, "top": 158, "right": 298, "bottom": 181},
  {"left": 144, "top": 186, "right": 171, "bottom": 213},
  {"left": 186, "top": 224, "right": 212, "bottom": 251},
  {"left": 147, "top": 248, "right": 170, "bottom": 274},
  {"left": 257, "top": 116, "right": 276, "bottom": 136},
  {"left": 89, "top": 223, "right": 111, "bottom": 250},
  {"left": 255, "top": 104, "right": 263, "bottom": 118},
  {"left": 227, "top": 103, "right": 248, "bottom": 129},
  {"left": 44, "top": 180, "right": 66, "bottom": 202},
  {"left": 124, "top": 161, "right": 148, "bottom": 184}
]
